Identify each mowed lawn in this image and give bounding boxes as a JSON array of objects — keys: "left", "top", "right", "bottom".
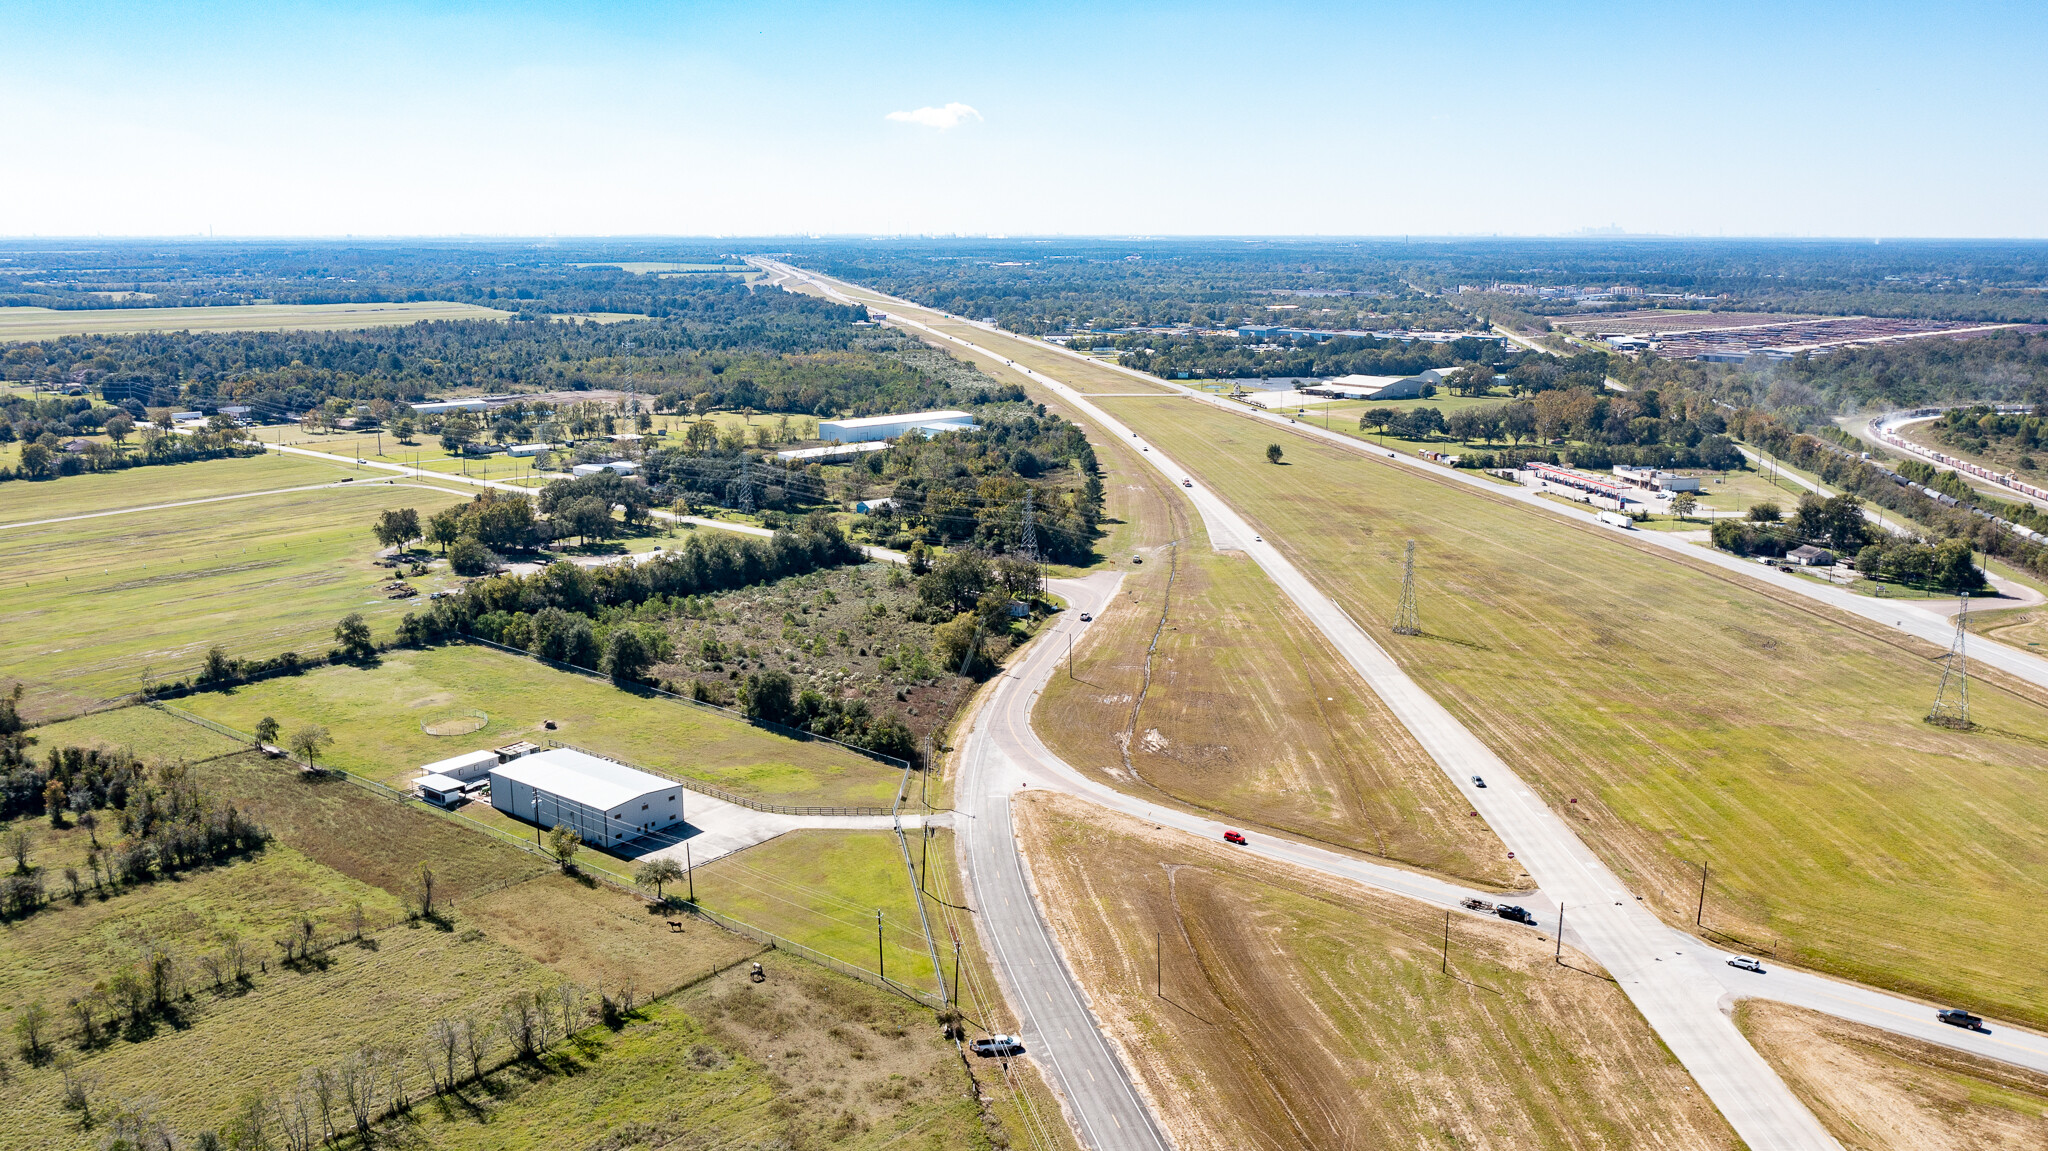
[
  {"left": 177, "top": 644, "right": 904, "bottom": 807},
  {"left": 689, "top": 830, "right": 938, "bottom": 992},
  {"left": 0, "top": 451, "right": 365, "bottom": 525},
  {"left": 0, "top": 300, "right": 511, "bottom": 340},
  {"left": 0, "top": 468, "right": 472, "bottom": 716},
  {"left": 1097, "top": 393, "right": 2048, "bottom": 1029},
  {"left": 1016, "top": 793, "right": 1740, "bottom": 1150}
]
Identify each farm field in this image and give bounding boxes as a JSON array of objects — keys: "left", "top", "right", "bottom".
[
  {"left": 1738, "top": 1001, "right": 2048, "bottom": 1150},
  {"left": 1014, "top": 793, "right": 1739, "bottom": 1150},
  {"left": 0, "top": 300, "right": 512, "bottom": 341},
  {"left": 174, "top": 643, "right": 904, "bottom": 807},
  {"left": 0, "top": 450, "right": 365, "bottom": 525},
  {"left": 1090, "top": 391, "right": 2048, "bottom": 1030},
  {"left": 0, "top": 473, "right": 473, "bottom": 718},
  {"left": 690, "top": 829, "right": 940, "bottom": 992}
]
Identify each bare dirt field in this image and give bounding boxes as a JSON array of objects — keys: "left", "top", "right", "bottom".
[
  {"left": 1738, "top": 1001, "right": 2048, "bottom": 1150},
  {"left": 1014, "top": 792, "right": 1738, "bottom": 1151}
]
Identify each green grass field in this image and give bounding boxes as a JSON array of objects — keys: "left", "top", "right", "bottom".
[
  {"left": 690, "top": 830, "right": 939, "bottom": 991},
  {"left": 0, "top": 451, "right": 369, "bottom": 525},
  {"left": 0, "top": 464, "right": 472, "bottom": 717},
  {"left": 1091, "top": 393, "right": 2048, "bottom": 1029},
  {"left": 0, "top": 300, "right": 511, "bottom": 341},
  {"left": 175, "top": 644, "right": 904, "bottom": 807}
]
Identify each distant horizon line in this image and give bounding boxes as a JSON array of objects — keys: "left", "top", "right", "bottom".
[{"left": 3, "top": 233, "right": 2048, "bottom": 245}]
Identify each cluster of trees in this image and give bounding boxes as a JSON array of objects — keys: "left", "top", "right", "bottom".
[
  {"left": 1, "top": 752, "right": 270, "bottom": 922},
  {"left": 849, "top": 415, "right": 1103, "bottom": 564},
  {"left": 2, "top": 412, "right": 261, "bottom": 483},
  {"left": 1927, "top": 403, "right": 2048, "bottom": 463},
  {"left": 1707, "top": 492, "right": 1878, "bottom": 559},
  {"left": 1118, "top": 333, "right": 1513, "bottom": 382},
  {"left": 737, "top": 669, "right": 917, "bottom": 759},
  {"left": 1365, "top": 386, "right": 1743, "bottom": 471},
  {"left": 1855, "top": 538, "right": 1987, "bottom": 591},
  {"left": 396, "top": 515, "right": 863, "bottom": 681}
]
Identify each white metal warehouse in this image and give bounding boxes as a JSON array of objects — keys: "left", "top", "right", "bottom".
[
  {"left": 489, "top": 748, "right": 684, "bottom": 847},
  {"left": 817, "top": 409, "right": 977, "bottom": 443}
]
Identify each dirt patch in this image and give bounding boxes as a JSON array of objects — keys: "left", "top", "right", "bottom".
[
  {"left": 1014, "top": 791, "right": 1737, "bottom": 1151},
  {"left": 1738, "top": 1000, "right": 2048, "bottom": 1150}
]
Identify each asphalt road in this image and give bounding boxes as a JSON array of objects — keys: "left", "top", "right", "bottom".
[
  {"left": 763, "top": 260, "right": 2048, "bottom": 1138},
  {"left": 954, "top": 569, "right": 1173, "bottom": 1151}
]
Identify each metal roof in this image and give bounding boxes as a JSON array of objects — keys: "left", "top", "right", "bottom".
[
  {"left": 419, "top": 749, "right": 500, "bottom": 777},
  {"left": 489, "top": 747, "right": 676, "bottom": 813}
]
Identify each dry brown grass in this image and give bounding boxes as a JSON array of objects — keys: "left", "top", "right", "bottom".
[
  {"left": 461, "top": 872, "right": 763, "bottom": 997},
  {"left": 1738, "top": 1000, "right": 2048, "bottom": 1150},
  {"left": 1015, "top": 791, "right": 1739, "bottom": 1151}
]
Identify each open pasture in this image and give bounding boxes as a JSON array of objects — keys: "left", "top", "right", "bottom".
[
  {"left": 0, "top": 300, "right": 511, "bottom": 341},
  {"left": 175, "top": 643, "right": 905, "bottom": 808},
  {"left": 1015, "top": 792, "right": 1739, "bottom": 1150},
  {"left": 1094, "top": 392, "right": 2048, "bottom": 1029},
  {"left": 0, "top": 470, "right": 471, "bottom": 717}
]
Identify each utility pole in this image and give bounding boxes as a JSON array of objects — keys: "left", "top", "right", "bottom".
[
  {"left": 1155, "top": 930, "right": 1161, "bottom": 996},
  {"left": 738, "top": 454, "right": 755, "bottom": 515},
  {"left": 1555, "top": 904, "right": 1565, "bottom": 963},
  {"left": 685, "top": 841, "right": 695, "bottom": 903},
  {"left": 951, "top": 937, "right": 962, "bottom": 1006},
  {"left": 876, "top": 910, "right": 886, "bottom": 982},
  {"left": 1928, "top": 594, "right": 1972, "bottom": 729},
  {"left": 1697, "top": 861, "right": 1708, "bottom": 926},
  {"left": 1393, "top": 540, "right": 1422, "bottom": 636},
  {"left": 1442, "top": 910, "right": 1450, "bottom": 974}
]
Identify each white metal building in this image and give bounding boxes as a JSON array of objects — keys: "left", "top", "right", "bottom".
[
  {"left": 489, "top": 747, "right": 684, "bottom": 847},
  {"left": 417, "top": 749, "right": 501, "bottom": 783},
  {"left": 571, "top": 460, "right": 639, "bottom": 478},
  {"left": 818, "top": 410, "right": 977, "bottom": 443}
]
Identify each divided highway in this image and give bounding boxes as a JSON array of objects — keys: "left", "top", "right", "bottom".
[{"left": 762, "top": 258, "right": 2048, "bottom": 1144}]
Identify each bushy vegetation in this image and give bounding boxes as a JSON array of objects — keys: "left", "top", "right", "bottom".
[
  {"left": 0, "top": 405, "right": 262, "bottom": 482},
  {"left": 1110, "top": 332, "right": 1514, "bottom": 381}
]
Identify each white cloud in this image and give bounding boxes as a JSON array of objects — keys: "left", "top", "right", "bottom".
[{"left": 885, "top": 102, "right": 982, "bottom": 130}]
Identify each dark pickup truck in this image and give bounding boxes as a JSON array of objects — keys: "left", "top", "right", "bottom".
[
  {"left": 1937, "top": 1009, "right": 1985, "bottom": 1030},
  {"left": 1496, "top": 905, "right": 1537, "bottom": 926}
]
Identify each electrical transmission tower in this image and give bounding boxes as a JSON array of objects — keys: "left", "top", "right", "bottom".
[
  {"left": 1392, "top": 540, "right": 1421, "bottom": 636},
  {"left": 737, "top": 455, "right": 755, "bottom": 515},
  {"left": 1927, "top": 594, "right": 1972, "bottom": 729},
  {"left": 1020, "top": 490, "right": 1038, "bottom": 562}
]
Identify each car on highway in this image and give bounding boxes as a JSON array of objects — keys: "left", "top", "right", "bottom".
[
  {"left": 1727, "top": 956, "right": 1765, "bottom": 974},
  {"left": 1182, "top": 478, "right": 1192, "bottom": 487},
  {"left": 1254, "top": 535, "right": 1262, "bottom": 542},
  {"left": 1496, "top": 905, "right": 1536, "bottom": 925},
  {"left": 1471, "top": 775, "right": 1486, "bottom": 788},
  {"left": 1937, "top": 1009, "right": 1985, "bottom": 1030},
  {"left": 1078, "top": 612, "right": 1092, "bottom": 621},
  {"left": 1222, "top": 830, "right": 1248, "bottom": 845},
  {"left": 970, "top": 1035, "right": 1024, "bottom": 1057}
]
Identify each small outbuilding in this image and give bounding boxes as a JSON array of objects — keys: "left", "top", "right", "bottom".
[
  {"left": 418, "top": 749, "right": 502, "bottom": 783},
  {"left": 416, "top": 774, "right": 470, "bottom": 808},
  {"left": 1787, "top": 545, "right": 1836, "bottom": 566},
  {"left": 490, "top": 747, "right": 684, "bottom": 847}
]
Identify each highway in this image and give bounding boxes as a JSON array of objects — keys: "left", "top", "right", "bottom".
[{"left": 764, "top": 258, "right": 2048, "bottom": 1144}]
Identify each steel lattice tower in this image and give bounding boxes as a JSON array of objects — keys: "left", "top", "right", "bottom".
[
  {"left": 1020, "top": 490, "right": 1038, "bottom": 563},
  {"left": 1393, "top": 540, "right": 1421, "bottom": 636},
  {"left": 1927, "top": 595, "right": 1971, "bottom": 728},
  {"left": 738, "top": 455, "right": 755, "bottom": 515}
]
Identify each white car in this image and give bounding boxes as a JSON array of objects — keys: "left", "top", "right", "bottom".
[{"left": 1727, "top": 955, "right": 1765, "bottom": 974}]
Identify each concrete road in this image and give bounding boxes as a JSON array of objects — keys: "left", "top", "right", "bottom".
[
  {"left": 626, "top": 793, "right": 943, "bottom": 868},
  {"left": 767, "top": 261, "right": 1841, "bottom": 1148},
  {"left": 954, "top": 571, "right": 1174, "bottom": 1151}
]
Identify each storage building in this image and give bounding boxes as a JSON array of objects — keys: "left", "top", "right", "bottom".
[
  {"left": 490, "top": 747, "right": 684, "bottom": 847},
  {"left": 417, "top": 749, "right": 502, "bottom": 783},
  {"left": 818, "top": 410, "right": 977, "bottom": 443}
]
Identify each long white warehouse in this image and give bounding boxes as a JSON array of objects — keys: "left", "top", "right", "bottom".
[
  {"left": 818, "top": 409, "right": 977, "bottom": 443},
  {"left": 489, "top": 747, "right": 683, "bottom": 847}
]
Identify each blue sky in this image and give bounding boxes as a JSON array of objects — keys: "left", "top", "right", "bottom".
[{"left": 1, "top": 0, "right": 2042, "bottom": 237}]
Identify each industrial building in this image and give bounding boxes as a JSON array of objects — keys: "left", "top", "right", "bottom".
[
  {"left": 571, "top": 460, "right": 639, "bottom": 477},
  {"left": 490, "top": 747, "right": 684, "bottom": 846},
  {"left": 818, "top": 410, "right": 977, "bottom": 443},
  {"left": 1612, "top": 465, "right": 1701, "bottom": 493},
  {"left": 412, "top": 742, "right": 539, "bottom": 808}
]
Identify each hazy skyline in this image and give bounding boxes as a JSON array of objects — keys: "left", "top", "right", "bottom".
[{"left": 3, "top": 0, "right": 2043, "bottom": 238}]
